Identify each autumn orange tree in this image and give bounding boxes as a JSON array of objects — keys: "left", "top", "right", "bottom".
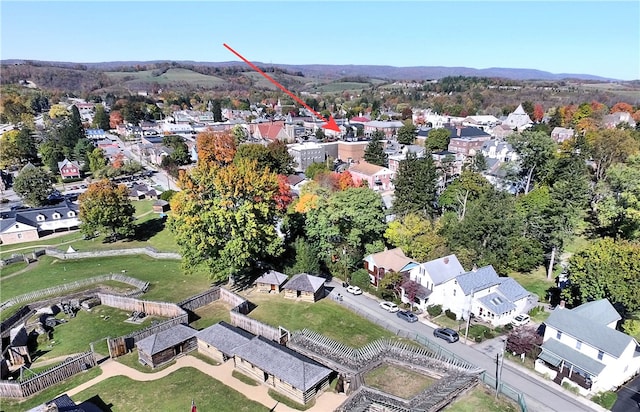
[
  {"left": 195, "top": 129, "right": 237, "bottom": 167},
  {"left": 79, "top": 179, "right": 135, "bottom": 241}
]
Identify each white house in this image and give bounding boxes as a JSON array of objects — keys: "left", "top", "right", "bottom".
[
  {"left": 503, "top": 104, "right": 533, "bottom": 131},
  {"left": 406, "top": 262, "right": 531, "bottom": 326},
  {"left": 536, "top": 299, "right": 640, "bottom": 395}
]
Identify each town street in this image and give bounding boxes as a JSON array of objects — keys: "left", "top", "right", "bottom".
[{"left": 328, "top": 281, "right": 601, "bottom": 412}]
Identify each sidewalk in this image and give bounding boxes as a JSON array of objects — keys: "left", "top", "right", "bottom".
[{"left": 65, "top": 355, "right": 346, "bottom": 411}]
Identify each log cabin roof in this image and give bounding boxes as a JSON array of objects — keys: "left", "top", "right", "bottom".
[{"left": 136, "top": 324, "right": 196, "bottom": 356}]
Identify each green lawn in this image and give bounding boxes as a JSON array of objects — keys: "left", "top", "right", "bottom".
[
  {"left": 73, "top": 367, "right": 269, "bottom": 412},
  {"left": 0, "top": 368, "right": 102, "bottom": 412},
  {"left": 246, "top": 293, "right": 394, "bottom": 347},
  {"left": 0, "top": 200, "right": 178, "bottom": 258},
  {"left": 189, "top": 300, "right": 233, "bottom": 330},
  {"left": 105, "top": 68, "right": 227, "bottom": 87},
  {"left": 509, "top": 267, "right": 555, "bottom": 302},
  {"left": 1, "top": 255, "right": 212, "bottom": 314},
  {"left": 0, "top": 261, "right": 29, "bottom": 278},
  {"left": 364, "top": 363, "right": 435, "bottom": 399},
  {"left": 444, "top": 385, "right": 518, "bottom": 412},
  {"left": 31, "top": 305, "right": 167, "bottom": 362}
]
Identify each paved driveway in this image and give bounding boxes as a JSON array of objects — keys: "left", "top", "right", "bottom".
[{"left": 612, "top": 374, "right": 640, "bottom": 411}]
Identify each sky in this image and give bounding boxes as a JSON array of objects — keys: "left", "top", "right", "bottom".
[{"left": 1, "top": 1, "right": 639, "bottom": 80}]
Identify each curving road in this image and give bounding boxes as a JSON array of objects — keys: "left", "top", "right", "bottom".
[{"left": 329, "top": 281, "right": 600, "bottom": 412}]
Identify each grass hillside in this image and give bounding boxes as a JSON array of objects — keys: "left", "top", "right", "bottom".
[{"left": 104, "top": 68, "right": 227, "bottom": 87}]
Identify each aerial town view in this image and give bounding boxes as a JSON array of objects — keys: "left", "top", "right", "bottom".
[{"left": 1, "top": 1, "right": 639, "bottom": 411}]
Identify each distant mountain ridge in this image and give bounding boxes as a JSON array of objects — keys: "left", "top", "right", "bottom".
[{"left": 0, "top": 59, "right": 619, "bottom": 81}]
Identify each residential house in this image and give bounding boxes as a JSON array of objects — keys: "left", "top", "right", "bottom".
[
  {"left": 129, "top": 184, "right": 159, "bottom": 200},
  {"left": 136, "top": 324, "right": 197, "bottom": 368},
  {"left": 85, "top": 128, "right": 107, "bottom": 140},
  {"left": 254, "top": 270, "right": 289, "bottom": 293},
  {"left": 503, "top": 104, "right": 533, "bottom": 131},
  {"left": 57, "top": 158, "right": 82, "bottom": 179},
  {"left": 431, "top": 150, "right": 465, "bottom": 188},
  {"left": 286, "top": 173, "right": 308, "bottom": 195},
  {"left": 363, "top": 248, "right": 418, "bottom": 287},
  {"left": 446, "top": 126, "right": 492, "bottom": 156},
  {"left": 288, "top": 142, "right": 325, "bottom": 171},
  {"left": 252, "top": 121, "right": 291, "bottom": 142},
  {"left": 536, "top": 299, "right": 640, "bottom": 394},
  {"left": 551, "top": 127, "right": 575, "bottom": 144},
  {"left": 602, "top": 112, "right": 636, "bottom": 129},
  {"left": 387, "top": 145, "right": 426, "bottom": 173},
  {"left": 283, "top": 273, "right": 326, "bottom": 302},
  {"left": 462, "top": 115, "right": 499, "bottom": 130},
  {"left": 349, "top": 161, "right": 395, "bottom": 192},
  {"left": 406, "top": 255, "right": 466, "bottom": 309},
  {"left": 0, "top": 201, "right": 80, "bottom": 244},
  {"left": 407, "top": 261, "right": 531, "bottom": 325},
  {"left": 481, "top": 140, "right": 519, "bottom": 163},
  {"left": 491, "top": 124, "right": 515, "bottom": 139}
]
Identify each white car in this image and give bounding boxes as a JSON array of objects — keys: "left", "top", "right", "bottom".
[
  {"left": 346, "top": 285, "right": 363, "bottom": 295},
  {"left": 512, "top": 314, "right": 530, "bottom": 326},
  {"left": 379, "top": 301, "right": 399, "bottom": 313}
]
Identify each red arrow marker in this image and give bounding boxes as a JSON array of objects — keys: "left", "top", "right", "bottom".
[{"left": 223, "top": 43, "right": 341, "bottom": 133}]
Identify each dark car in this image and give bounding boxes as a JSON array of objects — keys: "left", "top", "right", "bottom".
[
  {"left": 397, "top": 310, "right": 418, "bottom": 323},
  {"left": 433, "top": 328, "right": 459, "bottom": 343}
]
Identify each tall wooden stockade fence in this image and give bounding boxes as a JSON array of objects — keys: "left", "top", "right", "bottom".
[{"left": 0, "top": 352, "right": 96, "bottom": 398}]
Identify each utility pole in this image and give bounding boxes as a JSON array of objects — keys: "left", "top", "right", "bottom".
[
  {"left": 464, "top": 288, "right": 474, "bottom": 343},
  {"left": 495, "top": 338, "right": 506, "bottom": 399}
]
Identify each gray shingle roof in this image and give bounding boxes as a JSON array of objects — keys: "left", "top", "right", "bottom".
[
  {"left": 0, "top": 200, "right": 79, "bottom": 233},
  {"left": 254, "top": 270, "right": 289, "bottom": 286},
  {"left": 195, "top": 321, "right": 254, "bottom": 357},
  {"left": 420, "top": 254, "right": 465, "bottom": 285},
  {"left": 496, "top": 278, "right": 530, "bottom": 302},
  {"left": 541, "top": 338, "right": 606, "bottom": 375},
  {"left": 233, "top": 336, "right": 332, "bottom": 390},
  {"left": 284, "top": 273, "right": 325, "bottom": 293},
  {"left": 456, "top": 265, "right": 501, "bottom": 295},
  {"left": 545, "top": 305, "right": 634, "bottom": 358},
  {"left": 478, "top": 292, "right": 516, "bottom": 315},
  {"left": 571, "top": 299, "right": 621, "bottom": 326},
  {"left": 136, "top": 324, "right": 196, "bottom": 356}
]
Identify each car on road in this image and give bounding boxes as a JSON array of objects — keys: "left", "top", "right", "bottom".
[
  {"left": 346, "top": 285, "right": 362, "bottom": 295},
  {"left": 396, "top": 310, "right": 418, "bottom": 323},
  {"left": 512, "top": 314, "right": 530, "bottom": 326},
  {"left": 433, "top": 328, "right": 459, "bottom": 343},
  {"left": 379, "top": 301, "right": 399, "bottom": 313}
]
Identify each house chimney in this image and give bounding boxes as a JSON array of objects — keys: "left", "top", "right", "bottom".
[
  {"left": 456, "top": 127, "right": 462, "bottom": 137},
  {"left": 472, "top": 264, "right": 478, "bottom": 272},
  {"left": 443, "top": 257, "right": 449, "bottom": 264},
  {"left": 559, "top": 300, "right": 566, "bottom": 309}
]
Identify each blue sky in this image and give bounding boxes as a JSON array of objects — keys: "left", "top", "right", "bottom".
[{"left": 1, "top": 1, "right": 639, "bottom": 80}]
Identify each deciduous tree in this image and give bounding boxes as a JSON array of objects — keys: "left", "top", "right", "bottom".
[
  {"left": 425, "top": 128, "right": 451, "bottom": 152},
  {"left": 396, "top": 121, "right": 417, "bottom": 145},
  {"left": 79, "top": 179, "right": 136, "bottom": 240},
  {"left": 13, "top": 166, "right": 54, "bottom": 207},
  {"left": 385, "top": 213, "right": 449, "bottom": 262},
  {"left": 109, "top": 111, "right": 123, "bottom": 129},
  {"left": 507, "top": 130, "right": 555, "bottom": 194},
  {"left": 438, "top": 170, "right": 491, "bottom": 220},
  {"left": 196, "top": 129, "right": 237, "bottom": 167}
]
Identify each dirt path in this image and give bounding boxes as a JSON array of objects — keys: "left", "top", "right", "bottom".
[
  {"left": 65, "top": 355, "right": 346, "bottom": 411},
  {"left": 1, "top": 259, "right": 40, "bottom": 280}
]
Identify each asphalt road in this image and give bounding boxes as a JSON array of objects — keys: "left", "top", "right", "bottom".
[
  {"left": 329, "top": 281, "right": 597, "bottom": 412},
  {"left": 612, "top": 373, "right": 640, "bottom": 412}
]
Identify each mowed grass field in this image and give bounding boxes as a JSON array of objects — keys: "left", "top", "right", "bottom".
[
  {"left": 105, "top": 68, "right": 227, "bottom": 87},
  {"left": 0, "top": 200, "right": 177, "bottom": 259}
]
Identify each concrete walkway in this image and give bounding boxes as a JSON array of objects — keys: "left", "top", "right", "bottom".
[{"left": 65, "top": 355, "right": 347, "bottom": 411}]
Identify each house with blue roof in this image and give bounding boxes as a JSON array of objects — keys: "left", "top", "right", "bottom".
[
  {"left": 536, "top": 299, "right": 640, "bottom": 394},
  {"left": 0, "top": 200, "right": 80, "bottom": 245},
  {"left": 407, "top": 261, "right": 532, "bottom": 326}
]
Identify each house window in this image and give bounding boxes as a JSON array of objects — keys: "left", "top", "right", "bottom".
[
  {"left": 37, "top": 215, "right": 45, "bottom": 222},
  {"left": 597, "top": 350, "right": 604, "bottom": 361},
  {"left": 52, "top": 213, "right": 61, "bottom": 219},
  {"left": 576, "top": 340, "right": 582, "bottom": 350},
  {"left": 453, "top": 289, "right": 456, "bottom": 296},
  {"left": 67, "top": 211, "right": 75, "bottom": 217},
  {"left": 17, "top": 233, "right": 23, "bottom": 239},
  {"left": 556, "top": 331, "right": 562, "bottom": 340}
]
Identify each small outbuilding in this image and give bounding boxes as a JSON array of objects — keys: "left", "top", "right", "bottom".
[
  {"left": 254, "top": 270, "right": 288, "bottom": 293},
  {"left": 152, "top": 199, "right": 170, "bottom": 213},
  {"left": 195, "top": 321, "right": 254, "bottom": 363},
  {"left": 7, "top": 324, "right": 30, "bottom": 366},
  {"left": 283, "top": 273, "right": 326, "bottom": 302},
  {"left": 136, "top": 324, "right": 197, "bottom": 368}
]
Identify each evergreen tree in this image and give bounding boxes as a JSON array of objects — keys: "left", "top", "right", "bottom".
[
  {"left": 211, "top": 100, "right": 222, "bottom": 122},
  {"left": 92, "top": 104, "right": 110, "bottom": 130},
  {"left": 392, "top": 152, "right": 438, "bottom": 218},
  {"left": 364, "top": 130, "right": 388, "bottom": 166}
]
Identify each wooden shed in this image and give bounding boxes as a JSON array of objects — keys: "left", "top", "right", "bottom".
[
  {"left": 233, "top": 336, "right": 332, "bottom": 405},
  {"left": 195, "top": 321, "right": 254, "bottom": 363},
  {"left": 136, "top": 324, "right": 197, "bottom": 368},
  {"left": 7, "top": 324, "right": 30, "bottom": 366},
  {"left": 152, "top": 199, "right": 170, "bottom": 213},
  {"left": 283, "top": 273, "right": 326, "bottom": 302},
  {"left": 254, "top": 270, "right": 289, "bottom": 293}
]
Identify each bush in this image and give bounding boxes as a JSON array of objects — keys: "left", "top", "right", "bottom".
[
  {"left": 444, "top": 309, "right": 457, "bottom": 321},
  {"left": 350, "top": 269, "right": 371, "bottom": 291},
  {"left": 504, "top": 323, "right": 513, "bottom": 331},
  {"left": 475, "top": 336, "right": 482, "bottom": 343},
  {"left": 591, "top": 391, "right": 617, "bottom": 410},
  {"left": 528, "top": 306, "right": 545, "bottom": 316},
  {"left": 159, "top": 189, "right": 176, "bottom": 202},
  {"left": 484, "top": 330, "right": 495, "bottom": 339},
  {"left": 427, "top": 304, "right": 443, "bottom": 317},
  {"left": 561, "top": 381, "right": 580, "bottom": 394}
]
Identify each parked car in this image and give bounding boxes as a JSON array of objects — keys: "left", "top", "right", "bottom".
[
  {"left": 346, "top": 285, "right": 363, "bottom": 295},
  {"left": 512, "top": 314, "right": 530, "bottom": 326},
  {"left": 397, "top": 310, "right": 418, "bottom": 323},
  {"left": 379, "top": 301, "right": 399, "bottom": 313},
  {"left": 433, "top": 328, "right": 459, "bottom": 343}
]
